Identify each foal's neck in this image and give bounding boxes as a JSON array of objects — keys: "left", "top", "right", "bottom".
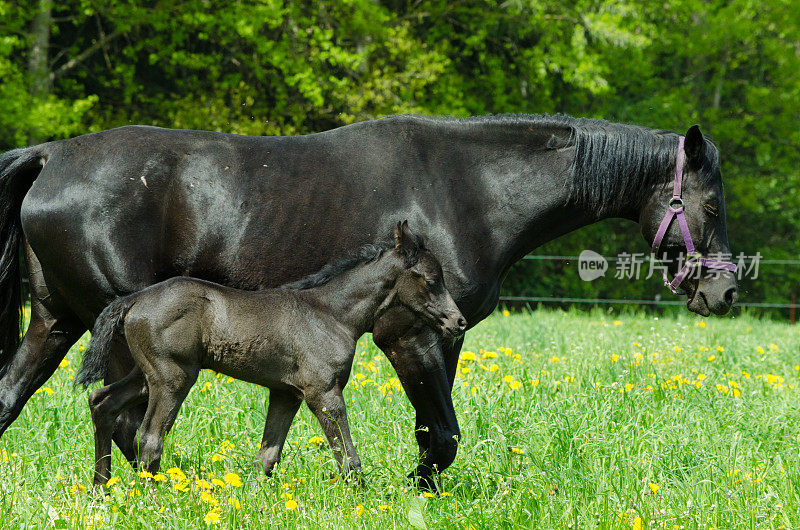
[{"left": 301, "top": 257, "right": 396, "bottom": 339}]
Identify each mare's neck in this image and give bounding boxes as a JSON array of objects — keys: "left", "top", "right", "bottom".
[{"left": 440, "top": 117, "right": 668, "bottom": 316}]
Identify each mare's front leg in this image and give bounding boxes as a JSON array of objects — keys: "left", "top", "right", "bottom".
[
  {"left": 373, "top": 306, "right": 461, "bottom": 488},
  {"left": 305, "top": 385, "right": 361, "bottom": 481},
  {"left": 88, "top": 367, "right": 148, "bottom": 487},
  {"left": 255, "top": 388, "right": 302, "bottom": 475}
]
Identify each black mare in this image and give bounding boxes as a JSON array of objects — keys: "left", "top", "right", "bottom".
[{"left": 0, "top": 114, "right": 738, "bottom": 484}]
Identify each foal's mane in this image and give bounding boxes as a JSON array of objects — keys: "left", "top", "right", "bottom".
[
  {"left": 281, "top": 239, "right": 396, "bottom": 291},
  {"left": 391, "top": 113, "right": 720, "bottom": 217}
]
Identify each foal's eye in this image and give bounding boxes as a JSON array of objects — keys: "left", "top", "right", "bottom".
[
  {"left": 425, "top": 279, "right": 436, "bottom": 287},
  {"left": 703, "top": 202, "right": 719, "bottom": 217}
]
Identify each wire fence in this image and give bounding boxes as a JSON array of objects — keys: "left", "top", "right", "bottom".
[{"left": 503, "top": 255, "right": 799, "bottom": 318}]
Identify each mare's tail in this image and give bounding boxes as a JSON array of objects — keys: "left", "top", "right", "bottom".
[
  {"left": 0, "top": 146, "right": 47, "bottom": 368},
  {"left": 76, "top": 294, "right": 139, "bottom": 387}
]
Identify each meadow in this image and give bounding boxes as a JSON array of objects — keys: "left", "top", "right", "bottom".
[{"left": 0, "top": 307, "right": 798, "bottom": 529}]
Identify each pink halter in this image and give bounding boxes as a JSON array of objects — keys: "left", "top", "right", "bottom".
[{"left": 651, "top": 136, "right": 737, "bottom": 294}]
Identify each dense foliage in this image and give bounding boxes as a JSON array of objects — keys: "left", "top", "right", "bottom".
[{"left": 1, "top": 0, "right": 797, "bottom": 311}]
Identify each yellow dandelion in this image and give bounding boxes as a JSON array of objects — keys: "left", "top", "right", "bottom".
[
  {"left": 211, "top": 479, "right": 226, "bottom": 488},
  {"left": 201, "top": 381, "right": 212, "bottom": 392},
  {"left": 211, "top": 453, "right": 225, "bottom": 462},
  {"left": 309, "top": 436, "right": 325, "bottom": 444},
  {"left": 673, "top": 346, "right": 681, "bottom": 353},
  {"left": 707, "top": 354, "right": 716, "bottom": 362},
  {"left": 509, "top": 381, "right": 521, "bottom": 390},
  {"left": 355, "top": 505, "right": 364, "bottom": 517},
  {"left": 174, "top": 480, "right": 191, "bottom": 492},
  {"left": 59, "top": 359, "right": 70, "bottom": 368},
  {"left": 224, "top": 472, "right": 242, "bottom": 487},
  {"left": 510, "top": 447, "right": 523, "bottom": 454},
  {"left": 613, "top": 320, "right": 622, "bottom": 326},
  {"left": 648, "top": 482, "right": 660, "bottom": 493},
  {"left": 195, "top": 479, "right": 213, "bottom": 490},
  {"left": 378, "top": 504, "right": 392, "bottom": 511},
  {"left": 106, "top": 476, "right": 121, "bottom": 488},
  {"left": 285, "top": 499, "right": 298, "bottom": 511},
  {"left": 460, "top": 351, "right": 476, "bottom": 362},
  {"left": 611, "top": 354, "right": 619, "bottom": 362},
  {"left": 153, "top": 473, "right": 167, "bottom": 482},
  {"left": 502, "top": 309, "right": 510, "bottom": 316},
  {"left": 440, "top": 492, "right": 452, "bottom": 497},
  {"left": 203, "top": 507, "right": 221, "bottom": 525},
  {"left": 757, "top": 346, "right": 765, "bottom": 354},
  {"left": 502, "top": 375, "right": 513, "bottom": 383},
  {"left": 422, "top": 491, "right": 435, "bottom": 498},
  {"left": 200, "top": 491, "right": 219, "bottom": 506},
  {"left": 716, "top": 346, "right": 724, "bottom": 352},
  {"left": 489, "top": 364, "right": 499, "bottom": 372}
]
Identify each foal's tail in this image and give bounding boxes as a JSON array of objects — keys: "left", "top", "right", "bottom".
[{"left": 76, "top": 294, "right": 139, "bottom": 387}]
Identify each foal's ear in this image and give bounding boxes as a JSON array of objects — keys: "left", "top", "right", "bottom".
[
  {"left": 394, "top": 220, "right": 421, "bottom": 265},
  {"left": 684, "top": 124, "right": 706, "bottom": 162}
]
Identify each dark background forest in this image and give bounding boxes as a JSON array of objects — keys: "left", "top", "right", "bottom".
[{"left": 2, "top": 0, "right": 798, "bottom": 316}]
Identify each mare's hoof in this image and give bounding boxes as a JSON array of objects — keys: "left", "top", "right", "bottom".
[{"left": 407, "top": 470, "right": 437, "bottom": 492}]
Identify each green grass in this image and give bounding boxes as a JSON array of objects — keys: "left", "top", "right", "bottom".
[{"left": 0, "top": 308, "right": 798, "bottom": 528}]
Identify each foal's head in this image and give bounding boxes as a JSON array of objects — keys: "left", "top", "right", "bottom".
[{"left": 382, "top": 221, "right": 466, "bottom": 339}]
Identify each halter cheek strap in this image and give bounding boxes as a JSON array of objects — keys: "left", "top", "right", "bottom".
[{"left": 651, "top": 136, "right": 737, "bottom": 294}]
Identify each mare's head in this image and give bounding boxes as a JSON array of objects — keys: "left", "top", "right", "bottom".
[
  {"left": 638, "top": 125, "right": 738, "bottom": 316},
  {"left": 381, "top": 221, "right": 466, "bottom": 338}
]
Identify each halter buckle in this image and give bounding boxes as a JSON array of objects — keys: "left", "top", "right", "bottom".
[{"left": 668, "top": 198, "right": 684, "bottom": 212}]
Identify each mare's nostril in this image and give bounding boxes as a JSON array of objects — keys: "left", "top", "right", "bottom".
[
  {"left": 724, "top": 286, "right": 738, "bottom": 307},
  {"left": 457, "top": 317, "right": 467, "bottom": 331}
]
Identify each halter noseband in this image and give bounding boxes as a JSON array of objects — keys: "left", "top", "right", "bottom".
[{"left": 650, "top": 136, "right": 737, "bottom": 294}]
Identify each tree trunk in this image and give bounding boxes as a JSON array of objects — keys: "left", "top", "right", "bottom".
[{"left": 28, "top": 0, "right": 53, "bottom": 145}]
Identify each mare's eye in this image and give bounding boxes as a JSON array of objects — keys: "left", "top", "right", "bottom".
[
  {"left": 426, "top": 279, "right": 436, "bottom": 287},
  {"left": 703, "top": 203, "right": 719, "bottom": 217}
]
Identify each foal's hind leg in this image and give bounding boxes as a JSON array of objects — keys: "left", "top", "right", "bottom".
[
  {"left": 106, "top": 337, "right": 148, "bottom": 466},
  {"left": 88, "top": 367, "right": 148, "bottom": 486},
  {"left": 256, "top": 389, "right": 302, "bottom": 475},
  {"left": 305, "top": 386, "right": 361, "bottom": 479},
  {"left": 135, "top": 367, "right": 199, "bottom": 474}
]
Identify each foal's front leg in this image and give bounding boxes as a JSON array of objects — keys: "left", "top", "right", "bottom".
[
  {"left": 305, "top": 385, "right": 361, "bottom": 480},
  {"left": 256, "top": 389, "right": 302, "bottom": 475}
]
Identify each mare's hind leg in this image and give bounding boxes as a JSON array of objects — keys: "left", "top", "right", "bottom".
[
  {"left": 256, "top": 389, "right": 302, "bottom": 475},
  {"left": 88, "top": 367, "right": 148, "bottom": 486},
  {"left": 0, "top": 249, "right": 84, "bottom": 436},
  {"left": 305, "top": 385, "right": 361, "bottom": 479}
]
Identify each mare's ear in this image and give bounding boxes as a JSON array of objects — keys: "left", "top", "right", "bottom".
[
  {"left": 394, "top": 220, "right": 421, "bottom": 266},
  {"left": 684, "top": 124, "right": 706, "bottom": 163}
]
